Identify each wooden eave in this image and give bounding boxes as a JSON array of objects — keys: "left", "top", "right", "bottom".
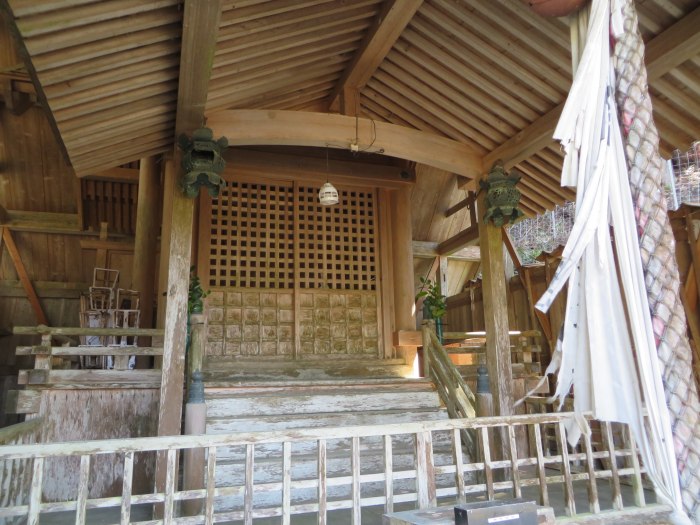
[{"left": 0, "top": 0, "right": 697, "bottom": 222}]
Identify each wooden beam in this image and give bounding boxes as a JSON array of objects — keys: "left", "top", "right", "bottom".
[
  {"left": 1, "top": 227, "right": 48, "bottom": 325},
  {"left": 327, "top": 0, "right": 423, "bottom": 111},
  {"left": 77, "top": 167, "right": 140, "bottom": 182},
  {"left": 0, "top": 3, "right": 71, "bottom": 165},
  {"left": 445, "top": 192, "right": 475, "bottom": 218},
  {"left": 502, "top": 227, "right": 523, "bottom": 271},
  {"left": 226, "top": 148, "right": 414, "bottom": 189},
  {"left": 437, "top": 225, "right": 479, "bottom": 256},
  {"left": 80, "top": 239, "right": 134, "bottom": 252},
  {"left": 645, "top": 6, "right": 700, "bottom": 81},
  {"left": 155, "top": 0, "right": 223, "bottom": 504},
  {"left": 412, "top": 241, "right": 480, "bottom": 261},
  {"left": 483, "top": 7, "right": 700, "bottom": 171},
  {"left": 0, "top": 280, "right": 88, "bottom": 299},
  {"left": 1, "top": 210, "right": 81, "bottom": 234},
  {"left": 206, "top": 110, "right": 482, "bottom": 179}
]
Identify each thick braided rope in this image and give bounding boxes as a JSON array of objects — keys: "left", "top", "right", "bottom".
[{"left": 613, "top": 1, "right": 700, "bottom": 519}]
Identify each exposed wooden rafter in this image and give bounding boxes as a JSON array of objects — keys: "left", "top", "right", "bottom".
[
  {"left": 436, "top": 225, "right": 480, "bottom": 256},
  {"left": 483, "top": 6, "right": 700, "bottom": 171},
  {"left": 412, "top": 241, "right": 480, "bottom": 261},
  {"left": 207, "top": 109, "right": 482, "bottom": 179},
  {"left": 327, "top": 0, "right": 423, "bottom": 113},
  {"left": 77, "top": 167, "right": 140, "bottom": 182}
]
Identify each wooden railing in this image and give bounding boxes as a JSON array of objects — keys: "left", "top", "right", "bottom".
[
  {"left": 421, "top": 321, "right": 477, "bottom": 457},
  {"left": 0, "top": 418, "right": 43, "bottom": 512},
  {"left": 0, "top": 413, "right": 653, "bottom": 524},
  {"left": 12, "top": 325, "right": 164, "bottom": 388}
]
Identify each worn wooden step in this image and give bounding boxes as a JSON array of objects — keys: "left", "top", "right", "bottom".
[
  {"left": 205, "top": 390, "right": 441, "bottom": 418},
  {"left": 213, "top": 447, "right": 462, "bottom": 510},
  {"left": 207, "top": 407, "right": 447, "bottom": 435},
  {"left": 204, "top": 377, "right": 434, "bottom": 394},
  {"left": 202, "top": 357, "right": 412, "bottom": 381},
  {"left": 212, "top": 428, "right": 455, "bottom": 462}
]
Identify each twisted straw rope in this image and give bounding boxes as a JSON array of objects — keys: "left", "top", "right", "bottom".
[{"left": 613, "top": 1, "right": 700, "bottom": 519}]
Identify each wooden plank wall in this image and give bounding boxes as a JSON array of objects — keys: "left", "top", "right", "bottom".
[
  {"left": 445, "top": 264, "right": 566, "bottom": 364},
  {"left": 37, "top": 388, "right": 158, "bottom": 501},
  {"left": 0, "top": 24, "right": 139, "bottom": 427}
]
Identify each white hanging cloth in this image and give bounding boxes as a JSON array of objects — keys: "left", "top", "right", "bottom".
[{"left": 535, "top": 1, "right": 690, "bottom": 522}]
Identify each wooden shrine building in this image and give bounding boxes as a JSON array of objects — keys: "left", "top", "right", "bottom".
[{"left": 0, "top": 1, "right": 699, "bottom": 523}]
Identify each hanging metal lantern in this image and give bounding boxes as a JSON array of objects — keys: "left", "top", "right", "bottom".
[
  {"left": 178, "top": 127, "right": 228, "bottom": 198},
  {"left": 318, "top": 181, "right": 339, "bottom": 206},
  {"left": 480, "top": 161, "right": 524, "bottom": 227}
]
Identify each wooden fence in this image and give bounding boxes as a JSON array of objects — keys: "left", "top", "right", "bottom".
[
  {"left": 0, "top": 413, "right": 653, "bottom": 525},
  {"left": 0, "top": 417, "right": 43, "bottom": 514}
]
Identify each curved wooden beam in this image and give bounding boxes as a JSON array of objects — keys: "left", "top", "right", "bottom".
[{"left": 206, "top": 109, "right": 482, "bottom": 179}]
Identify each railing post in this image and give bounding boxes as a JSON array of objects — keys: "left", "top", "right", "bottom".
[
  {"left": 421, "top": 320, "right": 434, "bottom": 378},
  {"left": 476, "top": 359, "right": 493, "bottom": 418},
  {"left": 182, "top": 370, "right": 206, "bottom": 516},
  {"left": 415, "top": 431, "right": 436, "bottom": 509},
  {"left": 188, "top": 313, "right": 206, "bottom": 381}
]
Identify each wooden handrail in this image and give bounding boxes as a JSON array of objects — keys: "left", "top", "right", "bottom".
[
  {"left": 13, "top": 325, "right": 164, "bottom": 337},
  {"left": 0, "top": 417, "right": 43, "bottom": 445},
  {"left": 0, "top": 412, "right": 652, "bottom": 524},
  {"left": 422, "top": 320, "right": 477, "bottom": 455}
]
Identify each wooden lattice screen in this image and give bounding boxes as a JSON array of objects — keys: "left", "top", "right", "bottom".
[
  {"left": 207, "top": 182, "right": 295, "bottom": 289},
  {"left": 206, "top": 181, "right": 377, "bottom": 291},
  {"left": 296, "top": 185, "right": 377, "bottom": 291},
  {"left": 201, "top": 180, "right": 382, "bottom": 358}
]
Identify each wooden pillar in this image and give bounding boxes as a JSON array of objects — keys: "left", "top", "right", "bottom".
[
  {"left": 390, "top": 186, "right": 416, "bottom": 362},
  {"left": 153, "top": 152, "right": 195, "bottom": 506},
  {"left": 132, "top": 156, "right": 160, "bottom": 364},
  {"left": 157, "top": 161, "right": 194, "bottom": 435},
  {"left": 477, "top": 177, "right": 513, "bottom": 416},
  {"left": 156, "top": 158, "right": 175, "bottom": 332}
]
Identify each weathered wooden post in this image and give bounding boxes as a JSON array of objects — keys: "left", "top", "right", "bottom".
[
  {"left": 421, "top": 319, "right": 434, "bottom": 379},
  {"left": 390, "top": 186, "right": 417, "bottom": 365},
  {"left": 475, "top": 359, "right": 493, "bottom": 418},
  {"left": 188, "top": 313, "right": 206, "bottom": 382},
  {"left": 182, "top": 370, "right": 206, "bottom": 516}
]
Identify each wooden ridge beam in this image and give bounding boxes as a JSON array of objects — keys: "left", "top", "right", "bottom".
[
  {"left": 225, "top": 148, "right": 414, "bottom": 188},
  {"left": 412, "top": 241, "right": 480, "bottom": 261},
  {"left": 327, "top": 0, "right": 423, "bottom": 112},
  {"left": 206, "top": 109, "right": 482, "bottom": 179},
  {"left": 483, "top": 8, "right": 700, "bottom": 171},
  {"left": 437, "top": 225, "right": 480, "bottom": 256}
]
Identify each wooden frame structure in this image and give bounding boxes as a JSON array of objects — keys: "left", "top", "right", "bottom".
[{"left": 0, "top": 1, "right": 699, "bottom": 522}]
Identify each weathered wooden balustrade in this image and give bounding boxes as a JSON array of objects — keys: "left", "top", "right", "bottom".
[
  {"left": 0, "top": 412, "right": 653, "bottom": 525},
  {"left": 12, "top": 325, "right": 164, "bottom": 388},
  {"left": 0, "top": 418, "right": 44, "bottom": 513}
]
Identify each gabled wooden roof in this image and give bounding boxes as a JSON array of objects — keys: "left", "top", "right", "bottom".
[{"left": 1, "top": 0, "right": 699, "bottom": 217}]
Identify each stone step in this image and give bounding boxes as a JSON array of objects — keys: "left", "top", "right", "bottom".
[{"left": 205, "top": 390, "right": 442, "bottom": 418}]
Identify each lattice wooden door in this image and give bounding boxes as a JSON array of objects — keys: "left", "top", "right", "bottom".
[{"left": 199, "top": 180, "right": 383, "bottom": 359}]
